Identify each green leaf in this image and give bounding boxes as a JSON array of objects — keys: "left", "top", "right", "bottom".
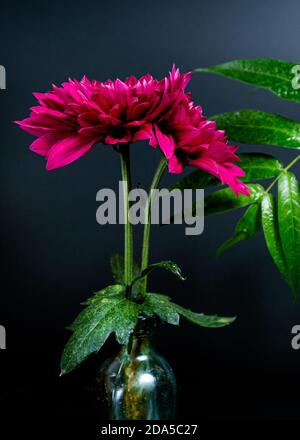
[
  {"left": 81, "top": 284, "right": 125, "bottom": 306},
  {"left": 61, "top": 286, "right": 139, "bottom": 375},
  {"left": 142, "top": 293, "right": 235, "bottom": 328},
  {"left": 216, "top": 203, "right": 261, "bottom": 258},
  {"left": 261, "top": 193, "right": 290, "bottom": 284},
  {"left": 196, "top": 59, "right": 300, "bottom": 103},
  {"left": 173, "top": 303, "right": 235, "bottom": 328},
  {"left": 142, "top": 293, "right": 180, "bottom": 325},
  {"left": 133, "top": 260, "right": 186, "bottom": 285},
  {"left": 211, "top": 111, "right": 300, "bottom": 150},
  {"left": 238, "top": 153, "right": 284, "bottom": 181},
  {"left": 204, "top": 184, "right": 264, "bottom": 216},
  {"left": 278, "top": 172, "right": 300, "bottom": 299}
]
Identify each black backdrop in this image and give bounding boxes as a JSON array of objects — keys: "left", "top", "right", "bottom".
[{"left": 0, "top": 0, "right": 300, "bottom": 428}]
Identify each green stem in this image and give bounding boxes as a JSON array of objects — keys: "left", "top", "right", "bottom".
[
  {"left": 140, "top": 157, "right": 167, "bottom": 296},
  {"left": 266, "top": 154, "right": 300, "bottom": 193},
  {"left": 119, "top": 143, "right": 133, "bottom": 287}
]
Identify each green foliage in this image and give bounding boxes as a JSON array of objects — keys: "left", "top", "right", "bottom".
[
  {"left": 142, "top": 293, "right": 180, "bottom": 325},
  {"left": 195, "top": 58, "right": 300, "bottom": 298},
  {"left": 261, "top": 193, "right": 290, "bottom": 286},
  {"left": 278, "top": 172, "right": 300, "bottom": 299},
  {"left": 211, "top": 111, "right": 300, "bottom": 150},
  {"left": 196, "top": 59, "right": 300, "bottom": 103},
  {"left": 204, "top": 184, "right": 264, "bottom": 216},
  {"left": 61, "top": 284, "right": 139, "bottom": 375},
  {"left": 132, "top": 260, "right": 186, "bottom": 286},
  {"left": 61, "top": 286, "right": 234, "bottom": 374},
  {"left": 172, "top": 302, "right": 235, "bottom": 328},
  {"left": 143, "top": 293, "right": 235, "bottom": 328},
  {"left": 216, "top": 203, "right": 261, "bottom": 258},
  {"left": 238, "top": 153, "right": 284, "bottom": 181}
]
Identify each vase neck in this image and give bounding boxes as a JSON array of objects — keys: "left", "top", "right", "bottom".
[
  {"left": 130, "top": 335, "right": 151, "bottom": 357},
  {"left": 122, "top": 317, "right": 155, "bottom": 358}
]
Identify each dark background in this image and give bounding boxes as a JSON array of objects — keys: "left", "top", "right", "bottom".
[{"left": 0, "top": 0, "right": 300, "bottom": 429}]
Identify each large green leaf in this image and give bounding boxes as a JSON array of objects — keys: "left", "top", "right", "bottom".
[
  {"left": 278, "top": 172, "right": 300, "bottom": 299},
  {"left": 142, "top": 293, "right": 234, "bottom": 328},
  {"left": 196, "top": 59, "right": 300, "bottom": 103},
  {"left": 61, "top": 285, "right": 139, "bottom": 375},
  {"left": 238, "top": 153, "right": 284, "bottom": 181},
  {"left": 216, "top": 203, "right": 261, "bottom": 258},
  {"left": 261, "top": 193, "right": 290, "bottom": 284},
  {"left": 173, "top": 303, "right": 235, "bottom": 328},
  {"left": 204, "top": 184, "right": 264, "bottom": 217},
  {"left": 211, "top": 111, "right": 300, "bottom": 150},
  {"left": 142, "top": 293, "right": 180, "bottom": 325},
  {"left": 132, "top": 260, "right": 186, "bottom": 285}
]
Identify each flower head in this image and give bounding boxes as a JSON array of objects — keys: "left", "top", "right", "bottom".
[
  {"left": 16, "top": 66, "right": 248, "bottom": 195},
  {"left": 143, "top": 93, "right": 249, "bottom": 196},
  {"left": 16, "top": 66, "right": 191, "bottom": 170}
]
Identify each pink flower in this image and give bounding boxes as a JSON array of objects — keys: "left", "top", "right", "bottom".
[
  {"left": 16, "top": 67, "right": 190, "bottom": 171},
  {"left": 141, "top": 92, "right": 249, "bottom": 196},
  {"left": 16, "top": 66, "right": 248, "bottom": 195}
]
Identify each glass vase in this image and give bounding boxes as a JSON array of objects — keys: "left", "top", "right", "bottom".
[{"left": 96, "top": 317, "right": 176, "bottom": 420}]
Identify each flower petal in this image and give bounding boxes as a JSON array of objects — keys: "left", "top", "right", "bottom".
[
  {"left": 46, "top": 135, "right": 95, "bottom": 170},
  {"left": 154, "top": 124, "right": 175, "bottom": 159}
]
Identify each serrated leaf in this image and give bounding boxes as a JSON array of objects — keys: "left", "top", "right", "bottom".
[
  {"left": 216, "top": 203, "right": 261, "bottom": 258},
  {"left": 261, "top": 193, "right": 290, "bottom": 284},
  {"left": 81, "top": 284, "right": 125, "bottom": 306},
  {"left": 61, "top": 291, "right": 139, "bottom": 375},
  {"left": 173, "top": 303, "right": 235, "bottom": 328},
  {"left": 69, "top": 286, "right": 125, "bottom": 329},
  {"left": 133, "top": 260, "right": 186, "bottom": 286},
  {"left": 142, "top": 293, "right": 234, "bottom": 328},
  {"left": 196, "top": 59, "right": 300, "bottom": 103},
  {"left": 211, "top": 111, "right": 300, "bottom": 150},
  {"left": 142, "top": 293, "right": 180, "bottom": 325},
  {"left": 204, "top": 184, "right": 264, "bottom": 217},
  {"left": 278, "top": 172, "right": 300, "bottom": 299}
]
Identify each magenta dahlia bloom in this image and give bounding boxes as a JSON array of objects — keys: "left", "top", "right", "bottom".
[
  {"left": 16, "top": 66, "right": 248, "bottom": 195},
  {"left": 140, "top": 92, "right": 249, "bottom": 196}
]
